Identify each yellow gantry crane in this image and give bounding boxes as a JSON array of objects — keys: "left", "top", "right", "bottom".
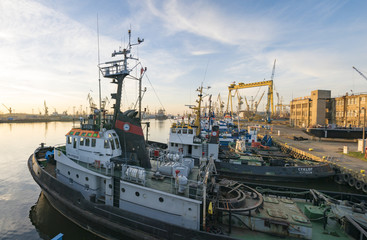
[{"left": 227, "top": 80, "right": 274, "bottom": 122}]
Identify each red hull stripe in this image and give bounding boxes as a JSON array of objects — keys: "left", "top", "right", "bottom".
[{"left": 115, "top": 120, "right": 144, "bottom": 136}]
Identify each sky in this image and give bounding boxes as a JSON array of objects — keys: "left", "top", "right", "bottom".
[{"left": 1, "top": 0, "right": 367, "bottom": 115}]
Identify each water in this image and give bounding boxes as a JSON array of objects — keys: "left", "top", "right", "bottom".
[{"left": 0, "top": 120, "right": 171, "bottom": 240}]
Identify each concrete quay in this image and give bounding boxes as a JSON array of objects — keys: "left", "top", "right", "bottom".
[{"left": 259, "top": 124, "right": 367, "bottom": 193}]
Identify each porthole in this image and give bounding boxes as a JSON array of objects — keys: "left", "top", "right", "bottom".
[
  {"left": 76, "top": 174, "right": 79, "bottom": 178},
  {"left": 109, "top": 184, "right": 112, "bottom": 189},
  {"left": 188, "top": 208, "right": 192, "bottom": 211},
  {"left": 68, "top": 171, "right": 70, "bottom": 175},
  {"left": 121, "top": 188, "right": 125, "bottom": 193},
  {"left": 159, "top": 197, "right": 164, "bottom": 203},
  {"left": 135, "top": 192, "right": 140, "bottom": 197},
  {"left": 85, "top": 177, "right": 89, "bottom": 181}
]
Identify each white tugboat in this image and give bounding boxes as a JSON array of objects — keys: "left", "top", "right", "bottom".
[{"left": 28, "top": 30, "right": 367, "bottom": 240}]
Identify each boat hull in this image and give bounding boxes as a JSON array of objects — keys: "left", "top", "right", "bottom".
[
  {"left": 28, "top": 153, "right": 232, "bottom": 240},
  {"left": 305, "top": 128, "right": 366, "bottom": 139},
  {"left": 215, "top": 161, "right": 335, "bottom": 182}
]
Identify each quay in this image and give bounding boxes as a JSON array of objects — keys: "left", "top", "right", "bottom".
[{"left": 259, "top": 124, "right": 367, "bottom": 193}]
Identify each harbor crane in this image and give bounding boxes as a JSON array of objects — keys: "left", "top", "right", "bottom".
[
  {"left": 227, "top": 80, "right": 273, "bottom": 122},
  {"left": 2, "top": 104, "right": 12, "bottom": 114},
  {"left": 44, "top": 100, "right": 48, "bottom": 116},
  {"left": 353, "top": 66, "right": 367, "bottom": 81}
]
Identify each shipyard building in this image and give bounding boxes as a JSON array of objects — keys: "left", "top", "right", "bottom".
[
  {"left": 290, "top": 90, "right": 367, "bottom": 128},
  {"left": 290, "top": 90, "right": 333, "bottom": 127}
]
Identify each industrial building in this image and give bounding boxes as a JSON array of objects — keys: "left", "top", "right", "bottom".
[
  {"left": 335, "top": 93, "right": 367, "bottom": 127},
  {"left": 290, "top": 90, "right": 333, "bottom": 128}
]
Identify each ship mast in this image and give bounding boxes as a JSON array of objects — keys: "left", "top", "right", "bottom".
[{"left": 99, "top": 29, "right": 144, "bottom": 125}]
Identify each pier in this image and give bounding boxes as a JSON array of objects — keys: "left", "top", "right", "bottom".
[{"left": 260, "top": 124, "right": 367, "bottom": 193}]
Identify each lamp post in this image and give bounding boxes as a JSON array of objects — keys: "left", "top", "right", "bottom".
[{"left": 363, "top": 107, "right": 366, "bottom": 156}]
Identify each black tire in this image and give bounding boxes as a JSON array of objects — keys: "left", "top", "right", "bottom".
[
  {"left": 348, "top": 177, "right": 356, "bottom": 187},
  {"left": 363, "top": 183, "right": 367, "bottom": 193},
  {"left": 355, "top": 181, "right": 363, "bottom": 190},
  {"left": 343, "top": 173, "right": 350, "bottom": 182}
]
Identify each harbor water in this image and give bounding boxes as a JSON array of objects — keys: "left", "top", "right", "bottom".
[
  {"left": 0, "top": 120, "right": 172, "bottom": 240},
  {"left": 0, "top": 120, "right": 360, "bottom": 239}
]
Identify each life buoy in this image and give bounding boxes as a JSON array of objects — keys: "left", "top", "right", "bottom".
[
  {"left": 355, "top": 181, "right": 363, "bottom": 190},
  {"left": 334, "top": 174, "right": 344, "bottom": 184},
  {"left": 348, "top": 177, "right": 356, "bottom": 187}
]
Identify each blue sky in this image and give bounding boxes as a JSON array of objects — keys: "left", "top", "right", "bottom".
[{"left": 1, "top": 0, "right": 367, "bottom": 115}]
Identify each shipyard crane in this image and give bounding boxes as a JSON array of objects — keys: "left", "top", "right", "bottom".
[
  {"left": 353, "top": 66, "right": 367, "bottom": 81},
  {"left": 227, "top": 80, "right": 273, "bottom": 123},
  {"left": 87, "top": 93, "right": 97, "bottom": 114},
  {"left": 216, "top": 94, "right": 225, "bottom": 117},
  {"left": 44, "top": 100, "right": 48, "bottom": 116},
  {"left": 2, "top": 104, "right": 12, "bottom": 114},
  {"left": 235, "top": 89, "right": 243, "bottom": 113},
  {"left": 254, "top": 91, "right": 265, "bottom": 114}
]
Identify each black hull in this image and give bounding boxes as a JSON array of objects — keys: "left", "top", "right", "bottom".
[
  {"left": 215, "top": 162, "right": 335, "bottom": 182},
  {"left": 305, "top": 128, "right": 366, "bottom": 139},
  {"left": 28, "top": 154, "right": 233, "bottom": 240}
]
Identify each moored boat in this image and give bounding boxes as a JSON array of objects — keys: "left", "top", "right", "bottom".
[{"left": 28, "top": 30, "right": 365, "bottom": 240}]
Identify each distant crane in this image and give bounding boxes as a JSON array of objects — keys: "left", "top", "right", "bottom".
[
  {"left": 2, "top": 104, "right": 12, "bottom": 114},
  {"left": 87, "top": 93, "right": 97, "bottom": 114},
  {"left": 353, "top": 66, "right": 367, "bottom": 81},
  {"left": 44, "top": 100, "right": 48, "bottom": 116}
]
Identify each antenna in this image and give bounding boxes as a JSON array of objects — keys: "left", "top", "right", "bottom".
[{"left": 97, "top": 14, "right": 102, "bottom": 129}]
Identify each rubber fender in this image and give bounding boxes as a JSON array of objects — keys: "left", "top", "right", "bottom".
[
  {"left": 348, "top": 177, "right": 356, "bottom": 187},
  {"left": 355, "top": 181, "right": 363, "bottom": 190},
  {"left": 352, "top": 204, "right": 366, "bottom": 214},
  {"left": 343, "top": 173, "right": 350, "bottom": 182},
  {"left": 334, "top": 174, "right": 344, "bottom": 184},
  {"left": 363, "top": 183, "right": 367, "bottom": 193}
]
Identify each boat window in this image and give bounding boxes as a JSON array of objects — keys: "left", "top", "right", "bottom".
[
  {"left": 75, "top": 132, "right": 80, "bottom": 136},
  {"left": 85, "top": 138, "right": 90, "bottom": 147},
  {"left": 110, "top": 139, "right": 115, "bottom": 150},
  {"left": 171, "top": 143, "right": 174, "bottom": 147},
  {"left": 171, "top": 128, "right": 176, "bottom": 133},
  {"left": 104, "top": 140, "right": 110, "bottom": 149},
  {"left": 108, "top": 133, "right": 112, "bottom": 138},
  {"left": 73, "top": 138, "right": 77, "bottom": 148},
  {"left": 177, "top": 129, "right": 181, "bottom": 134},
  {"left": 87, "top": 133, "right": 92, "bottom": 137},
  {"left": 188, "top": 129, "right": 193, "bottom": 134},
  {"left": 92, "top": 139, "right": 96, "bottom": 147},
  {"left": 183, "top": 129, "right": 187, "bottom": 134},
  {"left": 115, "top": 138, "right": 120, "bottom": 149},
  {"left": 112, "top": 133, "right": 117, "bottom": 137},
  {"left": 80, "top": 137, "right": 84, "bottom": 146},
  {"left": 81, "top": 132, "right": 86, "bottom": 136},
  {"left": 67, "top": 136, "right": 72, "bottom": 144}
]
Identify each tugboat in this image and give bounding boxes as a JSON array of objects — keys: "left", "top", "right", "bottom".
[{"left": 28, "top": 30, "right": 367, "bottom": 240}]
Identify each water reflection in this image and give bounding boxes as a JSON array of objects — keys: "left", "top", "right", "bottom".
[{"left": 29, "top": 192, "right": 103, "bottom": 240}]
